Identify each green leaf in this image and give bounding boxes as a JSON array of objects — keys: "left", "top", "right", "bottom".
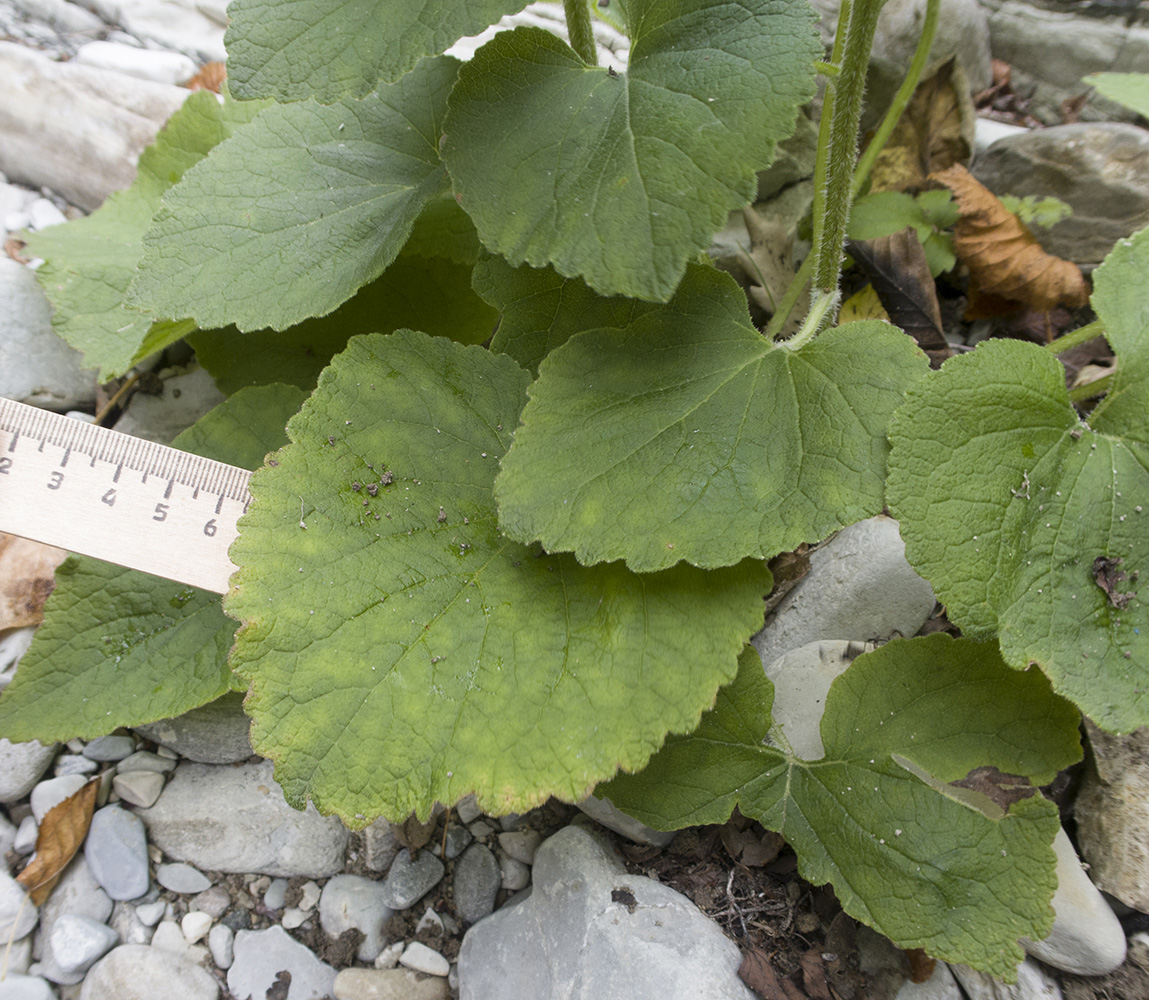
[
  {"left": 600, "top": 635, "right": 1080, "bottom": 979},
  {"left": 1085, "top": 72, "right": 1149, "bottom": 119},
  {"left": 224, "top": 330, "right": 771, "bottom": 823},
  {"left": 442, "top": 0, "right": 819, "bottom": 301},
  {"left": 0, "top": 384, "right": 306, "bottom": 742},
  {"left": 129, "top": 56, "right": 458, "bottom": 333},
  {"left": 888, "top": 229, "right": 1149, "bottom": 731},
  {"left": 999, "top": 195, "right": 1073, "bottom": 231},
  {"left": 225, "top": 0, "right": 529, "bottom": 102},
  {"left": 191, "top": 200, "right": 497, "bottom": 395},
  {"left": 495, "top": 265, "right": 928, "bottom": 572},
  {"left": 22, "top": 91, "right": 270, "bottom": 380},
  {"left": 848, "top": 190, "right": 957, "bottom": 276},
  {"left": 473, "top": 254, "right": 662, "bottom": 374}
]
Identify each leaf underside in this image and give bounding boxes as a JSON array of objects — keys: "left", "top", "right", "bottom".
[
  {"left": 224, "top": 330, "right": 771, "bottom": 824},
  {"left": 0, "top": 385, "right": 306, "bottom": 742},
  {"left": 495, "top": 265, "right": 929, "bottom": 572},
  {"left": 130, "top": 56, "right": 459, "bottom": 333},
  {"left": 442, "top": 0, "right": 820, "bottom": 301},
  {"left": 888, "top": 228, "right": 1149, "bottom": 732},
  {"left": 601, "top": 634, "right": 1080, "bottom": 979}
]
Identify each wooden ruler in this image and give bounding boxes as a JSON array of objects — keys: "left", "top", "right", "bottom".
[{"left": 0, "top": 397, "right": 251, "bottom": 594}]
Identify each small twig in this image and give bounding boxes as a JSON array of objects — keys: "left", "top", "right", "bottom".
[{"left": 93, "top": 371, "right": 142, "bottom": 426}]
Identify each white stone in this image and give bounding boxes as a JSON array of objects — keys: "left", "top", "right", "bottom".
[
  {"left": 0, "top": 43, "right": 190, "bottom": 212},
  {"left": 75, "top": 41, "right": 197, "bottom": 86},
  {"left": 497, "top": 830, "right": 542, "bottom": 865},
  {"left": 499, "top": 855, "right": 530, "bottom": 891},
  {"left": 262, "top": 878, "right": 288, "bottom": 910},
  {"left": 1021, "top": 827, "right": 1126, "bottom": 976},
  {"left": 374, "top": 941, "right": 404, "bottom": 970},
  {"left": 2, "top": 211, "right": 31, "bottom": 234},
  {"left": 951, "top": 958, "right": 1062, "bottom": 999},
  {"left": 134, "top": 692, "right": 253, "bottom": 765},
  {"left": 14, "top": 816, "right": 38, "bottom": 854},
  {"left": 0, "top": 973, "right": 58, "bottom": 1000},
  {"left": 319, "top": 874, "right": 393, "bottom": 962},
  {"left": 575, "top": 793, "right": 676, "bottom": 847},
  {"left": 0, "top": 738, "right": 58, "bottom": 803},
  {"left": 753, "top": 516, "right": 936, "bottom": 674},
  {"left": 0, "top": 870, "right": 38, "bottom": 942},
  {"left": 227, "top": 926, "right": 336, "bottom": 1000},
  {"left": 79, "top": 944, "right": 220, "bottom": 1000},
  {"left": 207, "top": 923, "right": 233, "bottom": 969},
  {"left": 30, "top": 773, "right": 88, "bottom": 822},
  {"left": 0, "top": 259, "right": 97, "bottom": 411},
  {"left": 135, "top": 901, "right": 167, "bottom": 927},
  {"left": 400, "top": 942, "right": 450, "bottom": 977},
  {"left": 763, "top": 639, "right": 873, "bottom": 759},
  {"left": 280, "top": 907, "right": 308, "bottom": 929},
  {"left": 47, "top": 913, "right": 119, "bottom": 981},
  {"left": 0, "top": 813, "right": 16, "bottom": 856},
  {"left": 26, "top": 198, "right": 66, "bottom": 231},
  {"left": 83, "top": 736, "right": 136, "bottom": 762},
  {"left": 85, "top": 0, "right": 227, "bottom": 61},
  {"left": 115, "top": 751, "right": 177, "bottom": 774},
  {"left": 894, "top": 961, "right": 963, "bottom": 999},
  {"left": 9, "top": 0, "right": 104, "bottom": 33},
  {"left": 181, "top": 910, "right": 212, "bottom": 945},
  {"left": 112, "top": 771, "right": 165, "bottom": 808},
  {"left": 973, "top": 118, "right": 1029, "bottom": 158},
  {"left": 415, "top": 907, "right": 444, "bottom": 935},
  {"left": 298, "top": 880, "right": 321, "bottom": 910},
  {"left": 150, "top": 921, "right": 189, "bottom": 955},
  {"left": 109, "top": 900, "right": 152, "bottom": 946},
  {"left": 455, "top": 793, "right": 482, "bottom": 825},
  {"left": 113, "top": 365, "right": 227, "bottom": 445},
  {"left": 155, "top": 862, "right": 211, "bottom": 894},
  {"left": 36, "top": 857, "right": 113, "bottom": 985}
]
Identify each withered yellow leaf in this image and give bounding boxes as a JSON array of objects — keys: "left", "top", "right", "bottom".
[
  {"left": 868, "top": 58, "right": 974, "bottom": 193},
  {"left": 17, "top": 778, "right": 100, "bottom": 905},
  {"left": 0, "top": 533, "right": 67, "bottom": 630},
  {"left": 931, "top": 164, "right": 1088, "bottom": 313},
  {"left": 840, "top": 284, "right": 891, "bottom": 323}
]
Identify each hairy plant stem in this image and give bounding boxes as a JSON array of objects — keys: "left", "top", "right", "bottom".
[
  {"left": 564, "top": 0, "right": 598, "bottom": 65},
  {"left": 768, "top": 0, "right": 939, "bottom": 340},
  {"left": 852, "top": 0, "right": 938, "bottom": 198},
  {"left": 1045, "top": 318, "right": 1105, "bottom": 354},
  {"left": 810, "top": 0, "right": 884, "bottom": 292},
  {"left": 785, "top": 287, "right": 841, "bottom": 351},
  {"left": 1068, "top": 371, "right": 1114, "bottom": 404}
]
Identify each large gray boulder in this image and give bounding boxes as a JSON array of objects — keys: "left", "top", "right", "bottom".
[
  {"left": 973, "top": 123, "right": 1149, "bottom": 267},
  {"left": 136, "top": 760, "right": 349, "bottom": 877}
]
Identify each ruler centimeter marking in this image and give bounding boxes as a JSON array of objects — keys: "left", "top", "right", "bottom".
[{"left": 0, "top": 397, "right": 252, "bottom": 594}]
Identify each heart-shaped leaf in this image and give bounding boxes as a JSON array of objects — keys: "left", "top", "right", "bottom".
[
  {"left": 129, "top": 56, "right": 458, "bottom": 332},
  {"left": 225, "top": 330, "right": 771, "bottom": 823},
  {"left": 600, "top": 635, "right": 1081, "bottom": 980},
  {"left": 442, "top": 0, "right": 819, "bottom": 301},
  {"left": 496, "top": 266, "right": 929, "bottom": 571},
  {"left": 887, "top": 228, "right": 1149, "bottom": 732}
]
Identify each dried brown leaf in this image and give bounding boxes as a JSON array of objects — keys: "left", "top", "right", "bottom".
[
  {"left": 800, "top": 949, "right": 833, "bottom": 1000},
  {"left": 390, "top": 811, "right": 438, "bottom": 855},
  {"left": 182, "top": 61, "right": 227, "bottom": 93},
  {"left": 0, "top": 533, "right": 68, "bottom": 629},
  {"left": 739, "top": 207, "right": 800, "bottom": 337},
  {"left": 1093, "top": 556, "right": 1137, "bottom": 610},
  {"left": 950, "top": 766, "right": 1035, "bottom": 813},
  {"left": 17, "top": 778, "right": 100, "bottom": 905},
  {"left": 846, "top": 231, "right": 950, "bottom": 363},
  {"left": 931, "top": 164, "right": 1089, "bottom": 313},
  {"left": 740, "top": 949, "right": 808, "bottom": 1000},
  {"left": 869, "top": 59, "right": 974, "bottom": 193},
  {"left": 904, "top": 948, "right": 937, "bottom": 984}
]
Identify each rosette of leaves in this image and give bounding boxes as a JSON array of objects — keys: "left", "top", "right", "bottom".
[{"left": 887, "top": 227, "right": 1149, "bottom": 732}]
